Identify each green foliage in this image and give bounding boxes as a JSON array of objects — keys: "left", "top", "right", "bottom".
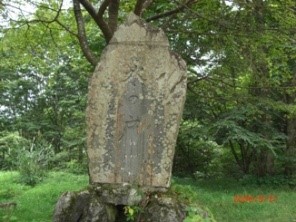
[
  {"left": 208, "top": 101, "right": 287, "bottom": 175},
  {"left": 0, "top": 171, "right": 88, "bottom": 222},
  {"left": 173, "top": 177, "right": 296, "bottom": 222},
  {"left": 174, "top": 120, "right": 221, "bottom": 176},
  {"left": 2, "top": 210, "right": 18, "bottom": 222},
  {"left": 65, "top": 159, "right": 88, "bottom": 175},
  {"left": 1, "top": 172, "right": 296, "bottom": 221},
  {"left": 170, "top": 180, "right": 216, "bottom": 221},
  {"left": 0, "top": 132, "right": 29, "bottom": 170},
  {"left": 217, "top": 149, "right": 243, "bottom": 179},
  {"left": 123, "top": 205, "right": 141, "bottom": 221},
  {"left": 0, "top": 1, "right": 92, "bottom": 173},
  {"left": 1, "top": 0, "right": 296, "bottom": 179},
  {"left": 184, "top": 206, "right": 216, "bottom": 222},
  {"left": 175, "top": 0, "right": 296, "bottom": 177},
  {"left": 239, "top": 174, "right": 296, "bottom": 188},
  {"left": 17, "top": 139, "right": 53, "bottom": 186},
  {"left": 48, "top": 151, "right": 69, "bottom": 170}
]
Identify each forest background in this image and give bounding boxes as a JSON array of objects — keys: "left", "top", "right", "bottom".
[{"left": 0, "top": 0, "right": 295, "bottom": 186}]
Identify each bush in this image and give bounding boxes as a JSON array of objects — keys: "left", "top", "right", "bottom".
[
  {"left": 65, "top": 159, "right": 88, "bottom": 175},
  {"left": 17, "top": 139, "right": 53, "bottom": 186},
  {"left": 218, "top": 149, "right": 244, "bottom": 179},
  {"left": 184, "top": 206, "right": 216, "bottom": 222},
  {"left": 48, "top": 149, "right": 88, "bottom": 175},
  {"left": 48, "top": 151, "right": 70, "bottom": 170},
  {"left": 0, "top": 132, "right": 29, "bottom": 170},
  {"left": 173, "top": 121, "right": 221, "bottom": 177}
]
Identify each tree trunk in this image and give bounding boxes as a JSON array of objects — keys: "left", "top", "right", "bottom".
[
  {"left": 285, "top": 117, "right": 296, "bottom": 176},
  {"left": 256, "top": 150, "right": 274, "bottom": 177},
  {"left": 284, "top": 73, "right": 296, "bottom": 176}
]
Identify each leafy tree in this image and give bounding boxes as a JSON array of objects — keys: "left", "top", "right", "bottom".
[{"left": 180, "top": 0, "right": 296, "bottom": 177}]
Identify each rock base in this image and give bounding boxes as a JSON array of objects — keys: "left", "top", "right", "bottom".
[{"left": 53, "top": 185, "right": 187, "bottom": 222}]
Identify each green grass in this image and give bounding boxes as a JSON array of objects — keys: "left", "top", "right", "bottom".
[
  {"left": 172, "top": 177, "right": 296, "bottom": 222},
  {"left": 0, "top": 172, "right": 296, "bottom": 221},
  {"left": 0, "top": 171, "right": 88, "bottom": 222}
]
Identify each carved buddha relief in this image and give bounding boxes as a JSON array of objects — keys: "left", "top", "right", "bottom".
[{"left": 116, "top": 76, "right": 149, "bottom": 183}]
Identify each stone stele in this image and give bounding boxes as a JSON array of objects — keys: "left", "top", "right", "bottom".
[{"left": 87, "top": 13, "right": 187, "bottom": 190}]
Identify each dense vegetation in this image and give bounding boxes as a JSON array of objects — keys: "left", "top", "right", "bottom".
[
  {"left": 1, "top": 0, "right": 295, "bottom": 183},
  {"left": 0, "top": 1, "right": 296, "bottom": 221},
  {"left": 0, "top": 0, "right": 295, "bottom": 204}
]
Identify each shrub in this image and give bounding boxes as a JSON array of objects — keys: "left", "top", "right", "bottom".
[
  {"left": 173, "top": 120, "right": 221, "bottom": 177},
  {"left": 17, "top": 139, "right": 53, "bottom": 186},
  {"left": 0, "top": 132, "right": 29, "bottom": 170},
  {"left": 48, "top": 151, "right": 70, "bottom": 170},
  {"left": 65, "top": 159, "right": 88, "bottom": 175}
]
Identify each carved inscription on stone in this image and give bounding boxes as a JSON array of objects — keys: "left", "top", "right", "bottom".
[
  {"left": 117, "top": 77, "right": 148, "bottom": 183},
  {"left": 87, "top": 13, "right": 187, "bottom": 189}
]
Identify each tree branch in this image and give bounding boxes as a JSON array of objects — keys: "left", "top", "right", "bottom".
[
  {"left": 26, "top": 0, "right": 63, "bottom": 23},
  {"left": 73, "top": 0, "right": 98, "bottom": 66},
  {"left": 98, "top": 0, "right": 109, "bottom": 16},
  {"left": 108, "top": 0, "right": 120, "bottom": 34},
  {"left": 229, "top": 140, "right": 243, "bottom": 171},
  {"left": 55, "top": 19, "right": 77, "bottom": 37},
  {"left": 77, "top": 0, "right": 97, "bottom": 19},
  {"left": 146, "top": 0, "right": 197, "bottom": 22},
  {"left": 134, "top": 0, "right": 146, "bottom": 16},
  {"left": 78, "top": 0, "right": 112, "bottom": 43},
  {"left": 142, "top": 0, "right": 154, "bottom": 12},
  {"left": 14, "top": 1, "right": 77, "bottom": 38}
]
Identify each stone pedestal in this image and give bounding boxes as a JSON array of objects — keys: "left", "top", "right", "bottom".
[{"left": 53, "top": 186, "right": 187, "bottom": 222}]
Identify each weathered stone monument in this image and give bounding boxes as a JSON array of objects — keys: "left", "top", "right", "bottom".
[{"left": 53, "top": 13, "right": 187, "bottom": 222}]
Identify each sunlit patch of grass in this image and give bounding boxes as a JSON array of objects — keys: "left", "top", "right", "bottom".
[{"left": 0, "top": 171, "right": 88, "bottom": 222}]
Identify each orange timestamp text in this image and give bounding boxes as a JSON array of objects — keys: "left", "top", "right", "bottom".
[{"left": 233, "top": 194, "right": 277, "bottom": 203}]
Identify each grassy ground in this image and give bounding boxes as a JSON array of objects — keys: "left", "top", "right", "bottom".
[
  {"left": 0, "top": 171, "right": 295, "bottom": 221},
  {"left": 173, "top": 177, "right": 296, "bottom": 222},
  {"left": 0, "top": 171, "right": 88, "bottom": 222}
]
